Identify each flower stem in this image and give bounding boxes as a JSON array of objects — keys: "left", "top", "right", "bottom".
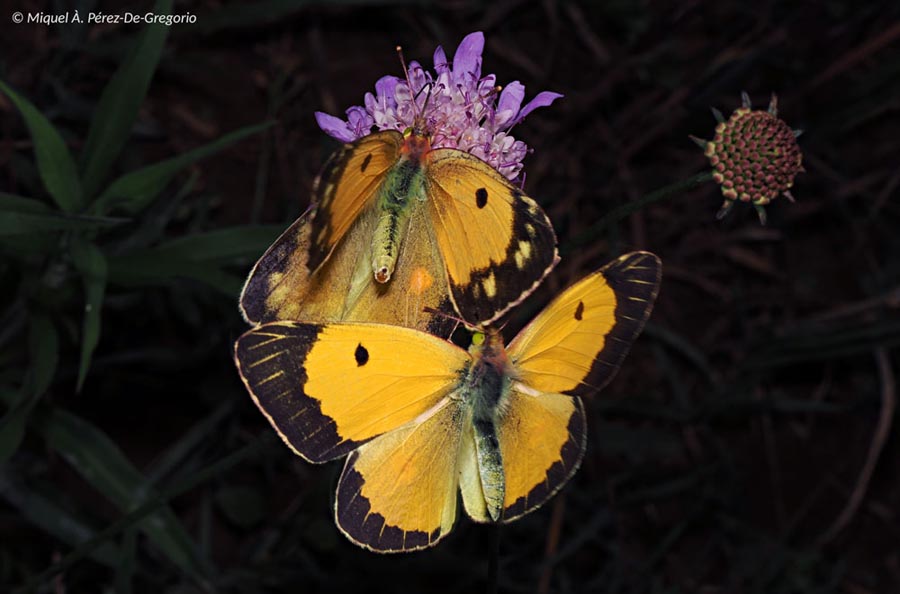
[{"left": 561, "top": 171, "right": 713, "bottom": 255}]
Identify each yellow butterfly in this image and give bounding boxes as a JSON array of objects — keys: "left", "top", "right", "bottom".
[
  {"left": 239, "top": 128, "right": 559, "bottom": 337},
  {"left": 234, "top": 252, "right": 661, "bottom": 552}
]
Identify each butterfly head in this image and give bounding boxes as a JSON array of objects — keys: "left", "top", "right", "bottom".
[
  {"left": 400, "top": 125, "right": 432, "bottom": 159},
  {"left": 468, "top": 326, "right": 511, "bottom": 370}
]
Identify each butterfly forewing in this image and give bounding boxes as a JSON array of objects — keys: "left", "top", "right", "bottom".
[
  {"left": 507, "top": 251, "right": 662, "bottom": 398},
  {"left": 234, "top": 321, "right": 467, "bottom": 463},
  {"left": 308, "top": 131, "right": 404, "bottom": 272},
  {"left": 425, "top": 148, "right": 559, "bottom": 325}
]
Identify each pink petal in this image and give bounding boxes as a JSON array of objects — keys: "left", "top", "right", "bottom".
[
  {"left": 452, "top": 31, "right": 484, "bottom": 81},
  {"left": 374, "top": 75, "right": 400, "bottom": 107},
  {"left": 345, "top": 106, "right": 373, "bottom": 137},
  {"left": 314, "top": 111, "right": 356, "bottom": 142},
  {"left": 495, "top": 81, "right": 524, "bottom": 127},
  {"left": 511, "top": 91, "right": 564, "bottom": 126},
  {"left": 433, "top": 45, "right": 449, "bottom": 74}
]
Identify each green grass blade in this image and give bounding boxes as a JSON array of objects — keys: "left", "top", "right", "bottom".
[
  {"left": 27, "top": 311, "right": 59, "bottom": 398},
  {"left": 16, "top": 434, "right": 271, "bottom": 593},
  {"left": 92, "top": 122, "right": 272, "bottom": 215},
  {"left": 34, "top": 406, "right": 205, "bottom": 577},
  {"left": 0, "top": 80, "right": 84, "bottom": 212},
  {"left": 69, "top": 237, "right": 108, "bottom": 392},
  {"left": 107, "top": 225, "right": 282, "bottom": 295},
  {"left": 0, "top": 469, "right": 122, "bottom": 568},
  {"left": 0, "top": 314, "right": 58, "bottom": 462},
  {"left": 0, "top": 389, "right": 28, "bottom": 463},
  {"left": 0, "top": 210, "right": 126, "bottom": 237},
  {"left": 0, "top": 193, "right": 52, "bottom": 213},
  {"left": 79, "top": 0, "right": 173, "bottom": 198},
  {"left": 107, "top": 255, "right": 245, "bottom": 295},
  {"left": 150, "top": 225, "right": 284, "bottom": 263},
  {"left": 115, "top": 527, "right": 138, "bottom": 594}
]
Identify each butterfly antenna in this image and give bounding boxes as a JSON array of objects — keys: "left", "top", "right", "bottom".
[
  {"left": 423, "top": 306, "right": 469, "bottom": 328},
  {"left": 396, "top": 45, "right": 422, "bottom": 123}
]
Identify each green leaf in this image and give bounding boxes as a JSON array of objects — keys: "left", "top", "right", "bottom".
[
  {"left": 27, "top": 311, "right": 59, "bottom": 398},
  {"left": 0, "top": 80, "right": 84, "bottom": 212},
  {"left": 92, "top": 122, "right": 272, "bottom": 215},
  {"left": 35, "top": 407, "right": 205, "bottom": 577},
  {"left": 106, "top": 225, "right": 282, "bottom": 295},
  {"left": 0, "top": 314, "right": 59, "bottom": 462},
  {"left": 0, "top": 192, "right": 51, "bottom": 213},
  {"left": 107, "top": 255, "right": 245, "bottom": 296},
  {"left": 0, "top": 469, "right": 123, "bottom": 568},
  {"left": 0, "top": 212, "right": 124, "bottom": 236},
  {"left": 0, "top": 390, "right": 28, "bottom": 464},
  {"left": 115, "top": 527, "right": 138, "bottom": 594},
  {"left": 79, "top": 0, "right": 173, "bottom": 198},
  {"left": 0, "top": 206, "right": 126, "bottom": 237},
  {"left": 150, "top": 225, "right": 284, "bottom": 263},
  {"left": 69, "top": 238, "right": 108, "bottom": 392}
]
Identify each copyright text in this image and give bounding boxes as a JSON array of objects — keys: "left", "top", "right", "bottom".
[{"left": 11, "top": 11, "right": 197, "bottom": 26}]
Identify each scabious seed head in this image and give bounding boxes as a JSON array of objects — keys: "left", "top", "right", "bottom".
[
  {"left": 314, "top": 31, "right": 563, "bottom": 181},
  {"left": 693, "top": 92, "right": 803, "bottom": 224}
]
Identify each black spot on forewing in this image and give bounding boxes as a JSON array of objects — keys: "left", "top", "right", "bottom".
[
  {"left": 234, "top": 323, "right": 365, "bottom": 463},
  {"left": 360, "top": 153, "right": 372, "bottom": 173},
  {"left": 451, "top": 186, "right": 558, "bottom": 325},
  {"left": 475, "top": 187, "right": 488, "bottom": 209},
  {"left": 355, "top": 343, "right": 369, "bottom": 366},
  {"left": 574, "top": 301, "right": 584, "bottom": 321},
  {"left": 567, "top": 252, "right": 662, "bottom": 398}
]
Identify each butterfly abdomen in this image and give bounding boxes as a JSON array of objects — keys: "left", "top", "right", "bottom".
[
  {"left": 465, "top": 332, "right": 515, "bottom": 520},
  {"left": 371, "top": 158, "right": 425, "bottom": 283}
]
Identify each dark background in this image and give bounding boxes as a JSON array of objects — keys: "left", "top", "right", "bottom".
[{"left": 2, "top": 1, "right": 899, "bottom": 592}]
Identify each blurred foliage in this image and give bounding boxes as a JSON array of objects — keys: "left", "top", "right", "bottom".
[
  {"left": 1, "top": 1, "right": 899, "bottom": 593},
  {"left": 0, "top": 2, "right": 277, "bottom": 590}
]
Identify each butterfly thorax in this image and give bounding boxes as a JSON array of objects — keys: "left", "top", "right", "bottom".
[{"left": 463, "top": 330, "right": 514, "bottom": 520}]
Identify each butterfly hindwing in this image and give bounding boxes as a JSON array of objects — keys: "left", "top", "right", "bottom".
[
  {"left": 239, "top": 210, "right": 314, "bottom": 324},
  {"left": 507, "top": 251, "right": 662, "bottom": 398},
  {"left": 335, "top": 397, "right": 467, "bottom": 552},
  {"left": 425, "top": 148, "right": 559, "bottom": 325},
  {"left": 233, "top": 321, "right": 467, "bottom": 463},
  {"left": 498, "top": 389, "right": 586, "bottom": 521}
]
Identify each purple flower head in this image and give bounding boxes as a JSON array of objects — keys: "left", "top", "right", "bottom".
[{"left": 314, "top": 31, "right": 562, "bottom": 181}]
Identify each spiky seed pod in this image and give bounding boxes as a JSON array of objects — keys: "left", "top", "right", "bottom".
[{"left": 691, "top": 92, "right": 803, "bottom": 225}]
